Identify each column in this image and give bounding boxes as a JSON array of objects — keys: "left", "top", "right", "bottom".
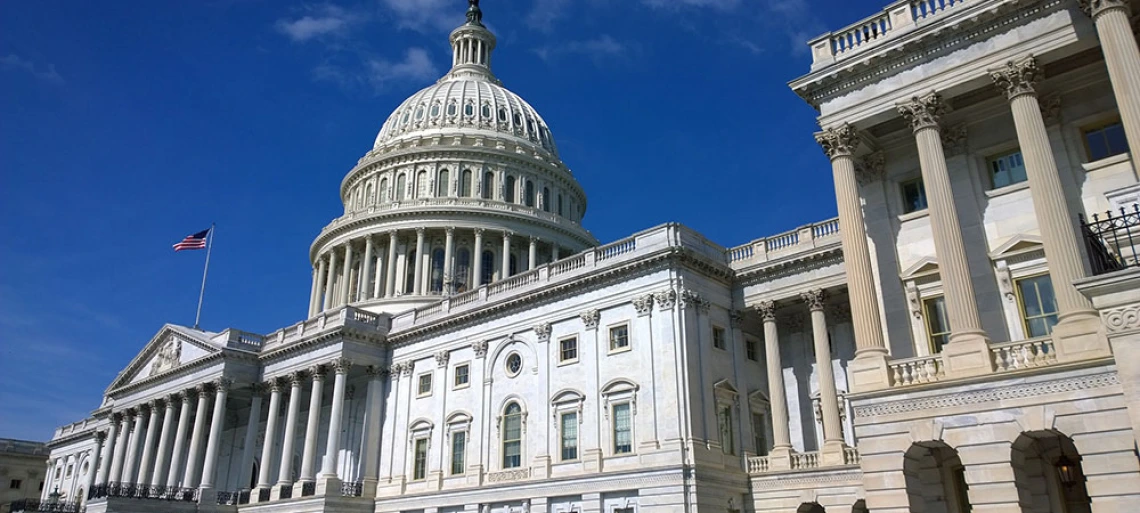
[
  {"left": 198, "top": 378, "right": 231, "bottom": 491},
  {"left": 312, "top": 257, "right": 328, "bottom": 316},
  {"left": 150, "top": 395, "right": 177, "bottom": 487},
  {"left": 323, "top": 250, "right": 338, "bottom": 311},
  {"left": 814, "top": 125, "right": 887, "bottom": 357},
  {"left": 443, "top": 228, "right": 455, "bottom": 292},
  {"left": 898, "top": 93, "right": 990, "bottom": 354},
  {"left": 385, "top": 232, "right": 399, "bottom": 298},
  {"left": 991, "top": 57, "right": 1101, "bottom": 329},
  {"left": 756, "top": 301, "right": 793, "bottom": 469},
  {"left": 373, "top": 243, "right": 384, "bottom": 299},
  {"left": 341, "top": 242, "right": 354, "bottom": 305},
  {"left": 360, "top": 236, "right": 374, "bottom": 301},
  {"left": 135, "top": 401, "right": 161, "bottom": 486},
  {"left": 257, "top": 380, "right": 283, "bottom": 490},
  {"left": 359, "top": 367, "right": 385, "bottom": 497},
  {"left": 319, "top": 359, "right": 352, "bottom": 484},
  {"left": 183, "top": 384, "right": 212, "bottom": 488},
  {"left": 166, "top": 393, "right": 194, "bottom": 487},
  {"left": 802, "top": 290, "right": 846, "bottom": 465},
  {"left": 298, "top": 366, "right": 326, "bottom": 483},
  {"left": 308, "top": 266, "right": 320, "bottom": 317},
  {"left": 94, "top": 430, "right": 112, "bottom": 487},
  {"left": 1082, "top": 0, "right": 1140, "bottom": 161},
  {"left": 413, "top": 228, "right": 426, "bottom": 295},
  {"left": 239, "top": 383, "right": 265, "bottom": 494},
  {"left": 552, "top": 244, "right": 560, "bottom": 261},
  {"left": 276, "top": 372, "right": 304, "bottom": 491},
  {"left": 473, "top": 229, "right": 484, "bottom": 287},
  {"left": 501, "top": 231, "right": 512, "bottom": 279},
  {"left": 85, "top": 432, "right": 105, "bottom": 499},
  {"left": 119, "top": 409, "right": 141, "bottom": 484},
  {"left": 528, "top": 237, "right": 537, "bottom": 269}
]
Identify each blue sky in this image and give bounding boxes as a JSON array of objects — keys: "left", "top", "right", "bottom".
[{"left": 0, "top": 0, "right": 885, "bottom": 440}]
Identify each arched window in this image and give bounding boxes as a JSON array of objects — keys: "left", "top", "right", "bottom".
[
  {"left": 396, "top": 174, "right": 407, "bottom": 201},
  {"left": 404, "top": 249, "right": 417, "bottom": 294},
  {"left": 557, "top": 194, "right": 564, "bottom": 216},
  {"left": 509, "top": 254, "right": 518, "bottom": 276},
  {"left": 481, "top": 250, "right": 495, "bottom": 285},
  {"left": 417, "top": 171, "right": 429, "bottom": 198},
  {"left": 482, "top": 172, "right": 495, "bottom": 200},
  {"left": 437, "top": 169, "right": 449, "bottom": 197},
  {"left": 380, "top": 178, "right": 389, "bottom": 202},
  {"left": 525, "top": 181, "right": 535, "bottom": 207},
  {"left": 460, "top": 170, "right": 473, "bottom": 197},
  {"left": 430, "top": 248, "right": 445, "bottom": 293},
  {"left": 502, "top": 402, "right": 523, "bottom": 469},
  {"left": 355, "top": 188, "right": 363, "bottom": 210},
  {"left": 505, "top": 176, "right": 516, "bottom": 203},
  {"left": 365, "top": 183, "right": 373, "bottom": 206},
  {"left": 455, "top": 248, "right": 471, "bottom": 291},
  {"left": 542, "top": 187, "right": 550, "bottom": 212}
]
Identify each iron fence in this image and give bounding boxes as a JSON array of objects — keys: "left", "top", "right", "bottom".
[
  {"left": 1080, "top": 204, "right": 1140, "bottom": 275},
  {"left": 300, "top": 481, "right": 316, "bottom": 497},
  {"left": 8, "top": 499, "right": 83, "bottom": 513},
  {"left": 340, "top": 480, "right": 363, "bottom": 497},
  {"left": 87, "top": 483, "right": 197, "bottom": 502}
]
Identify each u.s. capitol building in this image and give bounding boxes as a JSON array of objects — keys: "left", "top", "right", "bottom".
[{"left": 31, "top": 0, "right": 1140, "bottom": 512}]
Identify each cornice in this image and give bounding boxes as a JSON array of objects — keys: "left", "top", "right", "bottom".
[
  {"left": 107, "top": 347, "right": 260, "bottom": 398},
  {"left": 259, "top": 323, "right": 387, "bottom": 365},
  {"left": 733, "top": 244, "right": 844, "bottom": 286}
]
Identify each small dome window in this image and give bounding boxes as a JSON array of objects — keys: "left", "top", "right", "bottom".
[
  {"left": 430, "top": 104, "right": 440, "bottom": 117},
  {"left": 402, "top": 111, "right": 410, "bottom": 124},
  {"left": 481, "top": 104, "right": 491, "bottom": 119},
  {"left": 498, "top": 107, "right": 508, "bottom": 122},
  {"left": 447, "top": 103, "right": 457, "bottom": 116},
  {"left": 526, "top": 119, "right": 535, "bottom": 134},
  {"left": 415, "top": 106, "right": 424, "bottom": 120},
  {"left": 513, "top": 113, "right": 522, "bottom": 126},
  {"left": 464, "top": 103, "right": 474, "bottom": 117}
]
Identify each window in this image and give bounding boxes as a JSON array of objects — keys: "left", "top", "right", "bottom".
[
  {"left": 464, "top": 103, "right": 474, "bottom": 117},
  {"left": 65, "top": 464, "right": 73, "bottom": 477},
  {"left": 416, "top": 170, "right": 429, "bottom": 198},
  {"left": 712, "top": 326, "right": 727, "bottom": 350},
  {"left": 482, "top": 172, "right": 495, "bottom": 200},
  {"left": 751, "top": 413, "right": 768, "bottom": 456},
  {"left": 717, "top": 405, "right": 734, "bottom": 455},
  {"left": 923, "top": 296, "right": 950, "bottom": 354},
  {"left": 454, "top": 364, "right": 470, "bottom": 388},
  {"left": 430, "top": 103, "right": 440, "bottom": 117},
  {"left": 745, "top": 338, "right": 758, "bottom": 361},
  {"left": 560, "top": 412, "right": 578, "bottom": 461},
  {"left": 559, "top": 336, "right": 578, "bottom": 363},
  {"left": 542, "top": 187, "right": 550, "bottom": 212},
  {"left": 557, "top": 194, "right": 564, "bottom": 216},
  {"left": 38, "top": 482, "right": 43, "bottom": 492},
  {"left": 612, "top": 403, "right": 633, "bottom": 454},
  {"left": 498, "top": 107, "right": 507, "bottom": 122},
  {"left": 447, "top": 102, "right": 457, "bottom": 116},
  {"left": 481, "top": 250, "right": 495, "bottom": 284},
  {"left": 609, "top": 324, "right": 630, "bottom": 352},
  {"left": 380, "top": 178, "right": 389, "bottom": 202},
  {"left": 430, "top": 248, "right": 446, "bottom": 293},
  {"left": 437, "top": 169, "right": 449, "bottom": 197},
  {"left": 460, "top": 170, "right": 473, "bottom": 197},
  {"left": 396, "top": 174, "right": 407, "bottom": 200},
  {"left": 10, "top": 479, "right": 21, "bottom": 489},
  {"left": 614, "top": 509, "right": 634, "bottom": 513},
  {"left": 502, "top": 402, "right": 523, "bottom": 468},
  {"left": 481, "top": 104, "right": 491, "bottom": 119},
  {"left": 901, "top": 177, "right": 928, "bottom": 214},
  {"left": 450, "top": 431, "right": 466, "bottom": 475},
  {"left": 505, "top": 353, "right": 523, "bottom": 377},
  {"left": 455, "top": 248, "right": 471, "bottom": 291},
  {"left": 415, "top": 106, "right": 424, "bottom": 120},
  {"left": 418, "top": 373, "right": 432, "bottom": 397},
  {"left": 525, "top": 180, "right": 536, "bottom": 207},
  {"left": 412, "top": 438, "right": 428, "bottom": 480},
  {"left": 1017, "top": 274, "right": 1059, "bottom": 337},
  {"left": 1084, "top": 120, "right": 1128, "bottom": 161},
  {"left": 505, "top": 175, "right": 516, "bottom": 203},
  {"left": 988, "top": 150, "right": 1027, "bottom": 189},
  {"left": 404, "top": 249, "right": 417, "bottom": 294}
]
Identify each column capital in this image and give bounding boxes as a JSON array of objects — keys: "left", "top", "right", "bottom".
[
  {"left": 212, "top": 377, "right": 233, "bottom": 393},
  {"left": 529, "top": 236, "right": 539, "bottom": 244},
  {"left": 94, "top": 431, "right": 107, "bottom": 443},
  {"left": 445, "top": 227, "right": 455, "bottom": 236},
  {"left": 251, "top": 382, "right": 269, "bottom": 396},
  {"left": 729, "top": 309, "right": 744, "bottom": 328},
  {"left": 580, "top": 309, "right": 601, "bottom": 330},
  {"left": 309, "top": 364, "right": 328, "bottom": 381},
  {"left": 473, "top": 227, "right": 485, "bottom": 236},
  {"left": 267, "top": 377, "right": 285, "bottom": 393},
  {"left": 365, "top": 365, "right": 390, "bottom": 378},
  {"left": 754, "top": 300, "right": 777, "bottom": 322},
  {"left": 1079, "top": 0, "right": 1130, "bottom": 19},
  {"left": 813, "top": 123, "right": 861, "bottom": 160},
  {"left": 503, "top": 230, "right": 514, "bottom": 239},
  {"left": 801, "top": 289, "right": 828, "bottom": 311},
  {"left": 125, "top": 407, "right": 139, "bottom": 418},
  {"left": 632, "top": 294, "right": 655, "bottom": 316},
  {"left": 990, "top": 55, "right": 1039, "bottom": 101},
  {"left": 533, "top": 322, "right": 553, "bottom": 341},
  {"left": 289, "top": 370, "right": 307, "bottom": 386},
  {"left": 472, "top": 340, "right": 489, "bottom": 358},
  {"left": 415, "top": 227, "right": 426, "bottom": 236},
  {"left": 146, "top": 398, "right": 162, "bottom": 411},
  {"left": 897, "top": 92, "right": 946, "bottom": 132},
  {"left": 435, "top": 349, "right": 451, "bottom": 367},
  {"left": 330, "top": 357, "right": 353, "bottom": 374}
]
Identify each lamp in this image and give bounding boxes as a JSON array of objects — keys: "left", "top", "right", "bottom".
[{"left": 1056, "top": 454, "right": 1079, "bottom": 486}]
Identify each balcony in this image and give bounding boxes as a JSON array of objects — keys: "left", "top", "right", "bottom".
[{"left": 805, "top": 0, "right": 974, "bottom": 70}]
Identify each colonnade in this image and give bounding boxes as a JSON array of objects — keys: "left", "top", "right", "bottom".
[{"left": 308, "top": 227, "right": 569, "bottom": 316}]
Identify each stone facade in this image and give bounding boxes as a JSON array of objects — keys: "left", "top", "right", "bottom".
[{"left": 0, "top": 440, "right": 47, "bottom": 513}]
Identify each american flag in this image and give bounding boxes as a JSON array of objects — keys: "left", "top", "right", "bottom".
[{"left": 173, "top": 228, "right": 210, "bottom": 251}]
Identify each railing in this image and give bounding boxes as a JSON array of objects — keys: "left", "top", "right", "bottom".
[
  {"left": 844, "top": 447, "right": 861, "bottom": 465},
  {"left": 991, "top": 338, "right": 1056, "bottom": 372},
  {"left": 889, "top": 354, "right": 945, "bottom": 387},
  {"left": 807, "top": 0, "right": 973, "bottom": 67},
  {"left": 278, "top": 486, "right": 292, "bottom": 500},
  {"left": 832, "top": 11, "right": 891, "bottom": 57},
  {"left": 1081, "top": 205, "right": 1140, "bottom": 275},
  {"left": 746, "top": 455, "right": 770, "bottom": 473},
  {"left": 595, "top": 237, "right": 636, "bottom": 261},
  {"left": 550, "top": 253, "right": 587, "bottom": 276},
  {"left": 8, "top": 499, "right": 83, "bottom": 513},
  {"left": 340, "top": 481, "right": 363, "bottom": 497},
  {"left": 725, "top": 218, "right": 842, "bottom": 266},
  {"left": 790, "top": 451, "right": 820, "bottom": 470},
  {"left": 88, "top": 483, "right": 197, "bottom": 502},
  {"left": 262, "top": 305, "right": 387, "bottom": 352},
  {"left": 300, "top": 481, "right": 316, "bottom": 497},
  {"left": 331, "top": 196, "right": 585, "bottom": 232},
  {"left": 911, "top": 0, "right": 968, "bottom": 20}
]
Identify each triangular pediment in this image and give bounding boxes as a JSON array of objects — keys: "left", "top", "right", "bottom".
[
  {"left": 901, "top": 256, "right": 939, "bottom": 280},
  {"left": 989, "top": 234, "right": 1044, "bottom": 259},
  {"left": 107, "top": 325, "right": 222, "bottom": 392}
]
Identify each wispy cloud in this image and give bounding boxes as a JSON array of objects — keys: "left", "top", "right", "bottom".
[
  {"left": 534, "top": 35, "right": 631, "bottom": 64},
  {"left": 381, "top": 0, "right": 462, "bottom": 32},
  {"left": 641, "top": 0, "right": 741, "bottom": 10},
  {"left": 1, "top": 54, "right": 64, "bottom": 84},
  {"left": 314, "top": 47, "right": 438, "bottom": 93},
  {"left": 526, "top": 0, "right": 572, "bottom": 32},
  {"left": 275, "top": 4, "right": 362, "bottom": 42}
]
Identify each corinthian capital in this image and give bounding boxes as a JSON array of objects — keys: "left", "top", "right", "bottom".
[
  {"left": 801, "top": 289, "right": 827, "bottom": 312},
  {"left": 1079, "top": 0, "right": 1130, "bottom": 19},
  {"left": 990, "top": 56, "right": 1039, "bottom": 100},
  {"left": 754, "top": 300, "right": 777, "bottom": 322},
  {"left": 813, "top": 124, "right": 861, "bottom": 160},
  {"left": 897, "top": 92, "right": 946, "bottom": 132}
]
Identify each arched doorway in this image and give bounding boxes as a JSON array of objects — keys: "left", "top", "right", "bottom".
[
  {"left": 1011, "top": 430, "right": 1091, "bottom": 513},
  {"left": 797, "top": 503, "right": 825, "bottom": 513},
  {"left": 903, "top": 441, "right": 971, "bottom": 513},
  {"left": 851, "top": 499, "right": 868, "bottom": 513}
]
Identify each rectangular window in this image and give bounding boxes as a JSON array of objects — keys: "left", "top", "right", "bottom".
[
  {"left": 559, "top": 336, "right": 578, "bottom": 363},
  {"left": 712, "top": 326, "right": 727, "bottom": 350},
  {"left": 450, "top": 431, "right": 466, "bottom": 475},
  {"left": 453, "top": 364, "right": 469, "bottom": 388},
  {"left": 609, "top": 325, "right": 630, "bottom": 352},
  {"left": 988, "top": 150, "right": 1028, "bottom": 189},
  {"left": 560, "top": 412, "right": 579, "bottom": 461},
  {"left": 752, "top": 413, "right": 768, "bottom": 456},
  {"left": 418, "top": 373, "right": 432, "bottom": 397},
  {"left": 923, "top": 296, "right": 950, "bottom": 354},
  {"left": 1018, "top": 274, "right": 1059, "bottom": 338},
  {"left": 612, "top": 403, "right": 633, "bottom": 454},
  {"left": 412, "top": 438, "right": 429, "bottom": 480},
  {"left": 1084, "top": 120, "right": 1128, "bottom": 161},
  {"left": 901, "top": 177, "right": 928, "bottom": 214},
  {"left": 718, "top": 405, "right": 734, "bottom": 455},
  {"left": 10, "top": 479, "right": 21, "bottom": 490},
  {"left": 745, "top": 338, "right": 758, "bottom": 361}
]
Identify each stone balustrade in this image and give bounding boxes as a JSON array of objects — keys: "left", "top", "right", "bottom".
[
  {"left": 261, "top": 306, "right": 386, "bottom": 353},
  {"left": 725, "top": 218, "right": 840, "bottom": 267},
  {"left": 990, "top": 338, "right": 1057, "bottom": 372},
  {"left": 888, "top": 354, "right": 945, "bottom": 387},
  {"left": 746, "top": 447, "right": 861, "bottom": 475},
  {"left": 806, "top": 0, "right": 974, "bottom": 69}
]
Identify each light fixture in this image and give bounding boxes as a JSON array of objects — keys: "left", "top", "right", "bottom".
[
  {"left": 47, "top": 487, "right": 61, "bottom": 505},
  {"left": 1056, "top": 454, "right": 1079, "bottom": 486}
]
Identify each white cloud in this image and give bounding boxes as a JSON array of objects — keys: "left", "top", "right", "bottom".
[
  {"left": 526, "top": 0, "right": 572, "bottom": 32},
  {"left": 534, "top": 35, "right": 630, "bottom": 63},
  {"left": 275, "top": 5, "right": 360, "bottom": 42},
  {"left": 641, "top": 0, "right": 741, "bottom": 9},
  {"left": 315, "top": 47, "right": 439, "bottom": 93},
  {"left": 381, "top": 0, "right": 462, "bottom": 32},
  {"left": 0, "top": 54, "right": 63, "bottom": 84}
]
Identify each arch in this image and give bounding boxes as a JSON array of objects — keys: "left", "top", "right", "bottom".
[
  {"left": 446, "top": 411, "right": 473, "bottom": 425},
  {"left": 851, "top": 499, "right": 868, "bottom": 513},
  {"left": 404, "top": 249, "right": 417, "bottom": 294},
  {"left": 395, "top": 174, "right": 407, "bottom": 200},
  {"left": 525, "top": 180, "right": 536, "bottom": 207},
  {"left": 455, "top": 248, "right": 471, "bottom": 291},
  {"left": 501, "top": 400, "right": 524, "bottom": 469},
  {"left": 482, "top": 171, "right": 495, "bottom": 200},
  {"left": 409, "top": 418, "right": 436, "bottom": 432},
  {"left": 416, "top": 170, "right": 429, "bottom": 198},
  {"left": 601, "top": 378, "right": 640, "bottom": 396},
  {"left": 1011, "top": 430, "right": 1091, "bottom": 513},
  {"left": 460, "top": 169, "right": 473, "bottom": 197},
  {"left": 481, "top": 250, "right": 495, "bottom": 285},
  {"left": 505, "top": 175, "right": 516, "bottom": 203},
  {"left": 437, "top": 169, "right": 449, "bottom": 197},
  {"left": 430, "top": 248, "right": 446, "bottom": 293},
  {"left": 380, "top": 177, "right": 389, "bottom": 202},
  {"left": 904, "top": 441, "right": 971, "bottom": 513},
  {"left": 542, "top": 187, "right": 550, "bottom": 212},
  {"left": 551, "top": 388, "right": 586, "bottom": 405},
  {"left": 365, "top": 183, "right": 373, "bottom": 206},
  {"left": 797, "top": 504, "right": 825, "bottom": 513}
]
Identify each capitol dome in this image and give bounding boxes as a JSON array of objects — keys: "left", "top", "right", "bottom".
[{"left": 305, "top": 0, "right": 597, "bottom": 316}]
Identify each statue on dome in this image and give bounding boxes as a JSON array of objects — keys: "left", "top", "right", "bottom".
[{"left": 466, "top": 0, "right": 483, "bottom": 25}]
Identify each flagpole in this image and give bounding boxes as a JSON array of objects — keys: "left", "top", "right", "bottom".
[{"left": 194, "top": 223, "right": 215, "bottom": 330}]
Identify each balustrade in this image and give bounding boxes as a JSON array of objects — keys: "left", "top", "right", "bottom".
[
  {"left": 8, "top": 499, "right": 83, "bottom": 513},
  {"left": 746, "top": 456, "right": 770, "bottom": 473},
  {"left": 808, "top": 0, "right": 972, "bottom": 66},
  {"left": 991, "top": 339, "right": 1056, "bottom": 372},
  {"left": 340, "top": 481, "right": 363, "bottom": 497},
  {"left": 888, "top": 355, "right": 945, "bottom": 387},
  {"left": 790, "top": 451, "right": 820, "bottom": 470}
]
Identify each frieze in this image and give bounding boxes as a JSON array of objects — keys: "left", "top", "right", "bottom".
[
  {"left": 149, "top": 336, "right": 182, "bottom": 377},
  {"left": 486, "top": 468, "right": 530, "bottom": 483}
]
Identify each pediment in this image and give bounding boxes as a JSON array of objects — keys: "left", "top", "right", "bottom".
[
  {"left": 901, "top": 256, "right": 939, "bottom": 280},
  {"left": 107, "top": 325, "right": 222, "bottom": 392},
  {"left": 989, "top": 234, "right": 1044, "bottom": 259}
]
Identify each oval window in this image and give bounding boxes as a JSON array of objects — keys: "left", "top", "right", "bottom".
[
  {"left": 402, "top": 111, "right": 410, "bottom": 124},
  {"left": 513, "top": 113, "right": 522, "bottom": 126},
  {"left": 430, "top": 104, "right": 440, "bottom": 117},
  {"left": 415, "top": 106, "right": 424, "bottom": 120},
  {"left": 505, "top": 353, "right": 522, "bottom": 376},
  {"left": 498, "top": 108, "right": 507, "bottom": 122},
  {"left": 447, "top": 103, "right": 457, "bottom": 116},
  {"left": 464, "top": 103, "right": 474, "bottom": 117},
  {"left": 481, "top": 104, "right": 491, "bottom": 118}
]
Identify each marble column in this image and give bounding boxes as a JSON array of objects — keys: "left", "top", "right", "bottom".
[
  {"left": 239, "top": 383, "right": 265, "bottom": 494},
  {"left": 359, "top": 367, "right": 386, "bottom": 497},
  {"left": 323, "top": 251, "right": 338, "bottom": 311},
  {"left": 360, "top": 236, "right": 374, "bottom": 302},
  {"left": 756, "top": 301, "right": 793, "bottom": 469},
  {"left": 257, "top": 380, "right": 283, "bottom": 490},
  {"left": 991, "top": 57, "right": 1099, "bottom": 326},
  {"left": 1081, "top": 0, "right": 1140, "bottom": 161},
  {"left": 552, "top": 244, "right": 560, "bottom": 261},
  {"left": 473, "top": 229, "right": 485, "bottom": 287},
  {"left": 413, "top": 228, "right": 426, "bottom": 295},
  {"left": 135, "top": 401, "right": 161, "bottom": 486},
  {"left": 803, "top": 290, "right": 846, "bottom": 465},
  {"left": 166, "top": 393, "right": 194, "bottom": 487},
  {"left": 308, "top": 265, "right": 320, "bottom": 317},
  {"left": 198, "top": 378, "right": 231, "bottom": 490},
  {"left": 119, "top": 409, "right": 141, "bottom": 484},
  {"left": 150, "top": 395, "right": 177, "bottom": 487},
  {"left": 501, "top": 232, "right": 512, "bottom": 280},
  {"left": 85, "top": 433, "right": 105, "bottom": 499},
  {"left": 319, "top": 359, "right": 352, "bottom": 483},
  {"left": 443, "top": 228, "right": 455, "bottom": 292},
  {"left": 183, "top": 385, "right": 212, "bottom": 488},
  {"left": 298, "top": 366, "right": 326, "bottom": 483},
  {"left": 341, "top": 243, "right": 354, "bottom": 305},
  {"left": 528, "top": 237, "right": 538, "bottom": 269},
  {"left": 276, "top": 372, "right": 304, "bottom": 490},
  {"left": 312, "top": 257, "right": 327, "bottom": 316},
  {"left": 95, "top": 427, "right": 114, "bottom": 487},
  {"left": 898, "top": 93, "right": 990, "bottom": 353},
  {"left": 373, "top": 243, "right": 385, "bottom": 299},
  {"left": 386, "top": 232, "right": 399, "bottom": 298}
]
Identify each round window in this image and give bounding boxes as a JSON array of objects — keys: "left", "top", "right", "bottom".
[{"left": 505, "top": 353, "right": 522, "bottom": 376}]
